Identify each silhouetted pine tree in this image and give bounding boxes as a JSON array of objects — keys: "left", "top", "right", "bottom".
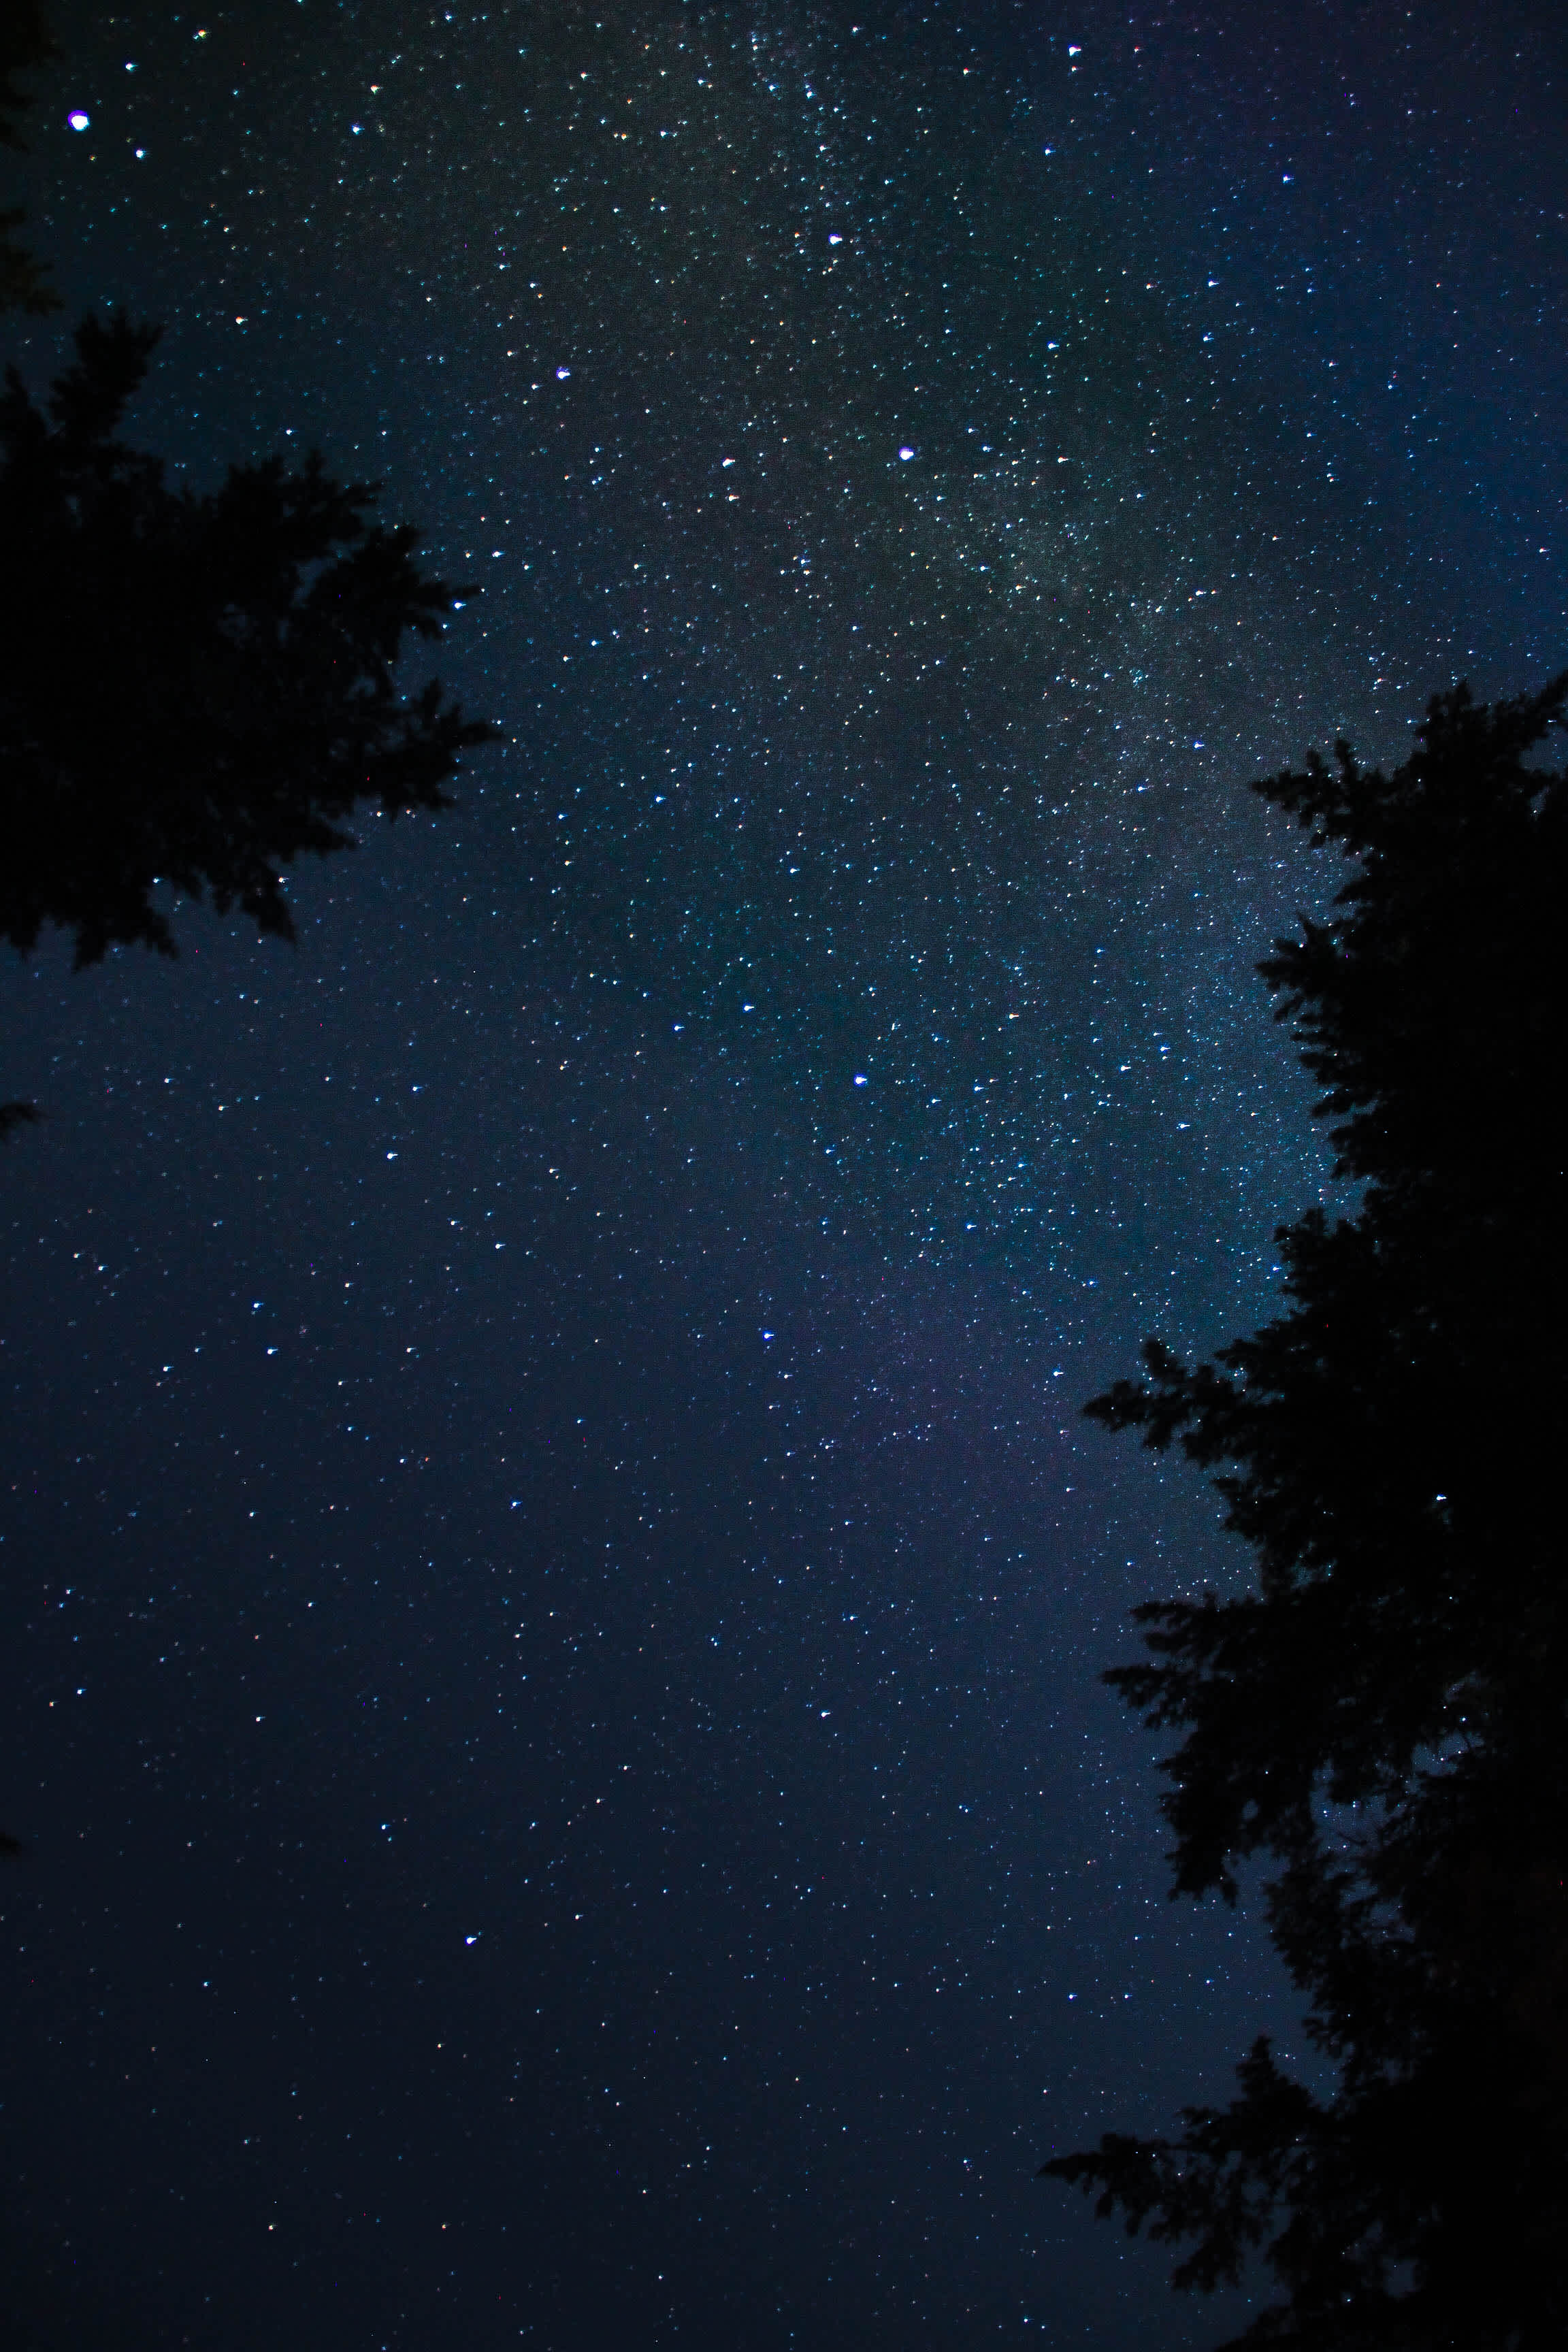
[
  {"left": 0, "top": 312, "right": 495, "bottom": 970},
  {"left": 1043, "top": 676, "right": 1568, "bottom": 2349}
]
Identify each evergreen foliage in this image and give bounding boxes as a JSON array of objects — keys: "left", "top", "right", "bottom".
[
  {"left": 0, "top": 312, "right": 496, "bottom": 968},
  {"left": 1043, "top": 677, "right": 1568, "bottom": 2348}
]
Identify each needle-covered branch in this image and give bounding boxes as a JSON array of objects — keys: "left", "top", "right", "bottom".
[{"left": 0, "top": 313, "right": 498, "bottom": 966}]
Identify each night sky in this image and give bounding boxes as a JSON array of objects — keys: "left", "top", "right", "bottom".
[{"left": 1, "top": 2, "right": 1563, "bottom": 2345}]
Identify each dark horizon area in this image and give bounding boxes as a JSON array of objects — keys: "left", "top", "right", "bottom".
[{"left": 1, "top": 3, "right": 1563, "bottom": 2345}]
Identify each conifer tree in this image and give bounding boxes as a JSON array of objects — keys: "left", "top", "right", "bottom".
[
  {"left": 0, "top": 8, "right": 492, "bottom": 1147},
  {"left": 1043, "top": 676, "right": 1568, "bottom": 2349},
  {"left": 0, "top": 313, "right": 495, "bottom": 972}
]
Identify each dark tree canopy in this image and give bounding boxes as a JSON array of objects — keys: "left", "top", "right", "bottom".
[
  {"left": 0, "top": 312, "right": 496, "bottom": 968},
  {"left": 0, "top": 1, "right": 59, "bottom": 316},
  {"left": 1043, "top": 676, "right": 1568, "bottom": 2349}
]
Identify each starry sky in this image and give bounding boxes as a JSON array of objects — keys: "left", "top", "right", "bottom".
[{"left": 1, "top": 2, "right": 1563, "bottom": 2345}]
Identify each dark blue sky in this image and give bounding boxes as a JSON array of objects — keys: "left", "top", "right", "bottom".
[{"left": 1, "top": 3, "right": 1562, "bottom": 2345}]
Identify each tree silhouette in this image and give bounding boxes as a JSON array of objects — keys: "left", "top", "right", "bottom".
[
  {"left": 1043, "top": 676, "right": 1568, "bottom": 2348},
  {"left": 1, "top": 8, "right": 493, "bottom": 1141},
  {"left": 1, "top": 313, "right": 495, "bottom": 973}
]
